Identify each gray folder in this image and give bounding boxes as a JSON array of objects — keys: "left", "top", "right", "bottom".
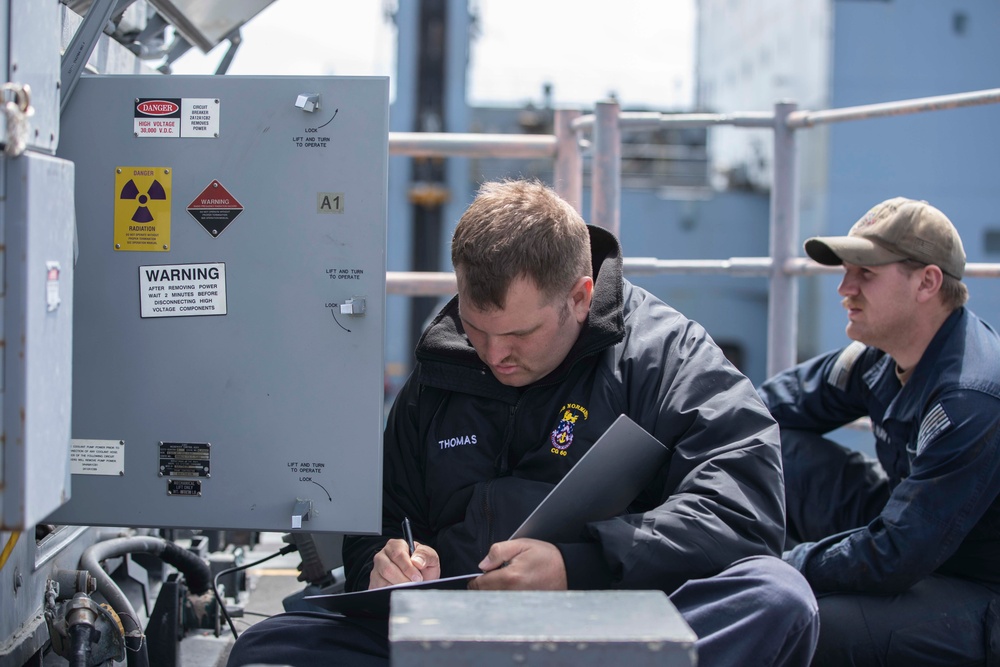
[{"left": 509, "top": 413, "right": 668, "bottom": 542}]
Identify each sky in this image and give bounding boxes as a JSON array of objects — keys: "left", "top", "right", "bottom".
[{"left": 169, "top": 0, "right": 696, "bottom": 110}]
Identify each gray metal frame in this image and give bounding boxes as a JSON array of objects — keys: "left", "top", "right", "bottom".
[{"left": 384, "top": 87, "right": 1000, "bottom": 378}]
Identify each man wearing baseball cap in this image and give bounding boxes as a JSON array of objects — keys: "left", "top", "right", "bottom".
[{"left": 758, "top": 197, "right": 1000, "bottom": 665}]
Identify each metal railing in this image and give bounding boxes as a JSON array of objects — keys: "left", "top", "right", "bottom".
[{"left": 385, "top": 87, "right": 1000, "bottom": 377}]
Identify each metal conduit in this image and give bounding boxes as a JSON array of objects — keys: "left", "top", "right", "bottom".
[
  {"left": 767, "top": 102, "right": 800, "bottom": 377},
  {"left": 787, "top": 88, "right": 1000, "bottom": 128},
  {"left": 573, "top": 110, "right": 775, "bottom": 131},
  {"left": 389, "top": 131, "right": 555, "bottom": 158},
  {"left": 386, "top": 260, "right": 1000, "bottom": 296},
  {"left": 783, "top": 259, "right": 1000, "bottom": 278},
  {"left": 553, "top": 109, "right": 584, "bottom": 212},
  {"left": 592, "top": 101, "right": 621, "bottom": 236}
]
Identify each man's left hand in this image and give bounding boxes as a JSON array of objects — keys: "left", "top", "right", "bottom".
[{"left": 469, "top": 538, "right": 567, "bottom": 590}]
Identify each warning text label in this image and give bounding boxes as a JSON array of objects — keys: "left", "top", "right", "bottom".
[
  {"left": 71, "top": 439, "right": 124, "bottom": 476},
  {"left": 139, "top": 262, "right": 228, "bottom": 318}
]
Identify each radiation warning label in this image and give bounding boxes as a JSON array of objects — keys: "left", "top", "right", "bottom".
[{"left": 114, "top": 166, "right": 172, "bottom": 252}]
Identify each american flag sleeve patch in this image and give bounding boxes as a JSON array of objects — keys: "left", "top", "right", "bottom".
[{"left": 916, "top": 402, "right": 952, "bottom": 456}]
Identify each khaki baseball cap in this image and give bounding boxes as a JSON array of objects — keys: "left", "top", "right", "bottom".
[{"left": 804, "top": 197, "right": 966, "bottom": 280}]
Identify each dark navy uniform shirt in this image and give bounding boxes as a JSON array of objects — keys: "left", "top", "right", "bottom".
[{"left": 760, "top": 307, "right": 1000, "bottom": 593}]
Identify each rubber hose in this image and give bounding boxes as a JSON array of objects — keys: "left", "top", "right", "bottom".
[
  {"left": 160, "top": 541, "right": 212, "bottom": 595},
  {"left": 68, "top": 622, "right": 92, "bottom": 667},
  {"left": 80, "top": 535, "right": 208, "bottom": 667}
]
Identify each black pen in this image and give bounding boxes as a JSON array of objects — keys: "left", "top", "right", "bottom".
[{"left": 402, "top": 516, "right": 415, "bottom": 556}]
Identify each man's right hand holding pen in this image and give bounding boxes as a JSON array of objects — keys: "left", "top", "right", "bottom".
[
  {"left": 368, "top": 517, "right": 441, "bottom": 589},
  {"left": 368, "top": 525, "right": 567, "bottom": 593}
]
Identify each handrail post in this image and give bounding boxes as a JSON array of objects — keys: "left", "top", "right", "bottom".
[
  {"left": 767, "top": 101, "right": 800, "bottom": 377},
  {"left": 554, "top": 109, "right": 583, "bottom": 213},
  {"left": 592, "top": 100, "right": 621, "bottom": 236}
]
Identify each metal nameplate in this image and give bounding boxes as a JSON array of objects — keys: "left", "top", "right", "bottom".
[
  {"left": 159, "top": 441, "right": 211, "bottom": 477},
  {"left": 166, "top": 479, "right": 202, "bottom": 497}
]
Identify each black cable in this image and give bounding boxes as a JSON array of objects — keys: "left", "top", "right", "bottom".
[{"left": 212, "top": 543, "right": 298, "bottom": 641}]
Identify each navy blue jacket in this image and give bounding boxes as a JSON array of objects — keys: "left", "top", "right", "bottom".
[
  {"left": 343, "top": 226, "right": 785, "bottom": 594},
  {"left": 760, "top": 307, "right": 1000, "bottom": 593}
]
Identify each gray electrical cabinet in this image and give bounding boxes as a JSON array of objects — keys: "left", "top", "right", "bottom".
[
  {"left": 1, "top": 153, "right": 76, "bottom": 531},
  {"left": 49, "top": 75, "right": 388, "bottom": 533},
  {"left": 0, "top": 0, "right": 75, "bottom": 531}
]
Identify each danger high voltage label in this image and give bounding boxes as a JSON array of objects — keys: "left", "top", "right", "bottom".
[
  {"left": 139, "top": 262, "right": 227, "bottom": 318},
  {"left": 134, "top": 98, "right": 219, "bottom": 138}
]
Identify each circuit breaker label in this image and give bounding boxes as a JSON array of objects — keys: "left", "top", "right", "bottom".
[
  {"left": 115, "top": 166, "right": 172, "bottom": 252},
  {"left": 70, "top": 439, "right": 124, "bottom": 476},
  {"left": 187, "top": 180, "right": 244, "bottom": 237},
  {"left": 139, "top": 262, "right": 228, "bottom": 318},
  {"left": 134, "top": 98, "right": 219, "bottom": 138},
  {"left": 181, "top": 99, "right": 220, "bottom": 137},
  {"left": 159, "top": 442, "right": 211, "bottom": 478}
]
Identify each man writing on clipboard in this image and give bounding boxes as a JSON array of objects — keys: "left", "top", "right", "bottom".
[{"left": 229, "top": 180, "right": 819, "bottom": 667}]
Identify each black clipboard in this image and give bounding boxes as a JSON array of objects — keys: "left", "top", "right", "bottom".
[
  {"left": 305, "top": 414, "right": 668, "bottom": 617},
  {"left": 509, "top": 414, "right": 668, "bottom": 541}
]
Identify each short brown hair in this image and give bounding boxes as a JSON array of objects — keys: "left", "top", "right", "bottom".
[
  {"left": 939, "top": 274, "right": 969, "bottom": 310},
  {"left": 897, "top": 259, "right": 969, "bottom": 310},
  {"left": 451, "top": 180, "right": 592, "bottom": 310}
]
